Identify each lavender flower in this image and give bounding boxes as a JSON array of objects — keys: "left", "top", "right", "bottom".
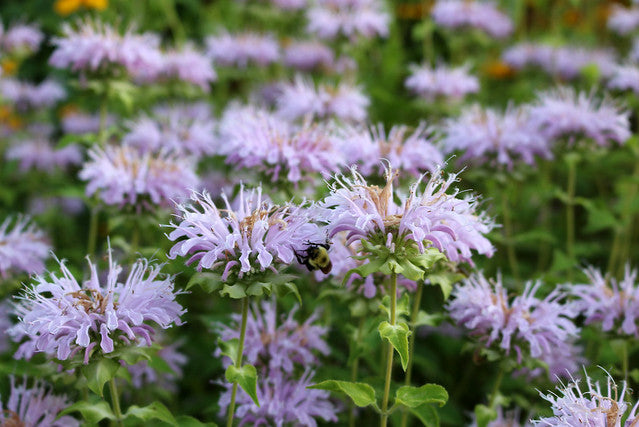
[
  {"left": 528, "top": 88, "right": 630, "bottom": 146},
  {"left": 0, "top": 376, "right": 78, "bottom": 427},
  {"left": 149, "top": 46, "right": 217, "bottom": 90},
  {"left": 205, "top": 31, "right": 280, "bottom": 68},
  {"left": 405, "top": 64, "right": 479, "bottom": 100},
  {"left": 283, "top": 41, "right": 335, "bottom": 71},
  {"left": 470, "top": 407, "right": 532, "bottom": 427},
  {"left": 307, "top": 0, "right": 390, "bottom": 40},
  {"left": 219, "top": 369, "right": 339, "bottom": 427},
  {"left": 0, "top": 78, "right": 66, "bottom": 111},
  {"left": 338, "top": 123, "right": 444, "bottom": 177},
  {"left": 607, "top": 64, "right": 639, "bottom": 94},
  {"left": 276, "top": 77, "right": 369, "bottom": 122},
  {"left": 431, "top": 0, "right": 513, "bottom": 39},
  {"left": 123, "top": 102, "right": 216, "bottom": 156},
  {"left": 216, "top": 301, "right": 329, "bottom": 374},
  {"left": 264, "top": 0, "right": 307, "bottom": 10},
  {"left": 127, "top": 340, "right": 187, "bottom": 390},
  {"left": 167, "top": 187, "right": 323, "bottom": 281},
  {"left": 0, "top": 217, "right": 49, "bottom": 279},
  {"left": 0, "top": 22, "right": 44, "bottom": 54},
  {"left": 218, "top": 104, "right": 343, "bottom": 182},
  {"left": 10, "top": 250, "right": 185, "bottom": 363},
  {"left": 61, "top": 110, "right": 116, "bottom": 135},
  {"left": 608, "top": 5, "right": 639, "bottom": 35},
  {"left": 0, "top": 302, "right": 11, "bottom": 353},
  {"left": 49, "top": 19, "right": 164, "bottom": 76},
  {"left": 6, "top": 137, "right": 82, "bottom": 173},
  {"left": 79, "top": 144, "right": 199, "bottom": 210},
  {"left": 533, "top": 374, "right": 639, "bottom": 425},
  {"left": 447, "top": 273, "right": 580, "bottom": 379},
  {"left": 441, "top": 105, "right": 551, "bottom": 169},
  {"left": 318, "top": 165, "right": 494, "bottom": 264}
]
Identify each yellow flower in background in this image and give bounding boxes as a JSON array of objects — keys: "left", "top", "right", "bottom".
[
  {"left": 1, "top": 58, "right": 18, "bottom": 76},
  {"left": 54, "top": 0, "right": 107, "bottom": 16}
]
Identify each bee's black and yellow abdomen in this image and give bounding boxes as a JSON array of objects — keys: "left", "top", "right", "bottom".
[{"left": 296, "top": 242, "right": 332, "bottom": 274}]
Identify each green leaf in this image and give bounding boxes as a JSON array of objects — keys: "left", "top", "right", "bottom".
[
  {"left": 273, "top": 281, "right": 301, "bottom": 303},
  {"left": 60, "top": 400, "right": 115, "bottom": 424},
  {"left": 124, "top": 401, "right": 177, "bottom": 426},
  {"left": 225, "top": 364, "right": 260, "bottom": 406},
  {"left": 411, "top": 249, "right": 447, "bottom": 271},
  {"left": 110, "top": 344, "right": 152, "bottom": 366},
  {"left": 395, "top": 384, "right": 448, "bottom": 408},
  {"left": 474, "top": 404, "right": 497, "bottom": 427},
  {"left": 427, "top": 269, "right": 464, "bottom": 300},
  {"left": 174, "top": 415, "right": 218, "bottom": 426},
  {"left": 413, "top": 311, "right": 443, "bottom": 328},
  {"left": 308, "top": 380, "right": 377, "bottom": 408},
  {"left": 187, "top": 273, "right": 222, "bottom": 293},
  {"left": 81, "top": 358, "right": 120, "bottom": 397},
  {"left": 378, "top": 321, "right": 411, "bottom": 371},
  {"left": 408, "top": 404, "right": 439, "bottom": 427},
  {"left": 246, "top": 282, "right": 271, "bottom": 297},
  {"left": 217, "top": 338, "right": 239, "bottom": 363},
  {"left": 220, "top": 284, "right": 247, "bottom": 299}
]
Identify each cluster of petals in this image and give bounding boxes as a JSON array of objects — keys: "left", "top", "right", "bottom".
[
  {"left": 441, "top": 104, "right": 551, "bottom": 169},
  {"left": 0, "top": 216, "right": 49, "bottom": 279},
  {"left": 123, "top": 102, "right": 216, "bottom": 156},
  {"left": 283, "top": 40, "right": 335, "bottom": 71},
  {"left": 306, "top": 0, "right": 390, "bottom": 40},
  {"left": 338, "top": 122, "right": 444, "bottom": 177},
  {"left": 49, "top": 19, "right": 163, "bottom": 76},
  {"left": 276, "top": 77, "right": 369, "bottom": 122},
  {"left": 61, "top": 109, "right": 116, "bottom": 135},
  {"left": 79, "top": 144, "right": 199, "bottom": 209},
  {"left": 7, "top": 137, "right": 82, "bottom": 173},
  {"left": 218, "top": 104, "right": 343, "bottom": 182},
  {"left": 263, "top": 0, "right": 307, "bottom": 9},
  {"left": 205, "top": 31, "right": 280, "bottom": 68},
  {"left": 448, "top": 274, "right": 580, "bottom": 378},
  {"left": 0, "top": 376, "right": 78, "bottom": 427},
  {"left": 568, "top": 266, "right": 639, "bottom": 336},
  {"left": 10, "top": 250, "right": 185, "bottom": 363},
  {"left": 217, "top": 301, "right": 329, "bottom": 374},
  {"left": 0, "top": 78, "right": 66, "bottom": 111},
  {"left": 607, "top": 5, "right": 639, "bottom": 35},
  {"left": 502, "top": 43, "right": 617, "bottom": 80},
  {"left": 431, "top": 0, "right": 513, "bottom": 39},
  {"left": 167, "top": 187, "right": 323, "bottom": 281},
  {"left": 0, "top": 22, "right": 43, "bottom": 54},
  {"left": 528, "top": 88, "right": 631, "bottom": 146},
  {"left": 607, "top": 64, "right": 639, "bottom": 94},
  {"left": 318, "top": 166, "right": 494, "bottom": 263},
  {"left": 405, "top": 63, "right": 479, "bottom": 100},
  {"left": 533, "top": 374, "right": 639, "bottom": 426},
  {"left": 136, "top": 45, "right": 216, "bottom": 90}
]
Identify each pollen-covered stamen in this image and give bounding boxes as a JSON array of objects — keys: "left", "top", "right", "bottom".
[
  {"left": 1, "top": 409, "right": 25, "bottom": 427},
  {"left": 67, "top": 289, "right": 116, "bottom": 314}
]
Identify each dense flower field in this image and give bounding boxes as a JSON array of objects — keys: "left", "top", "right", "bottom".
[{"left": 2, "top": 0, "right": 639, "bottom": 425}]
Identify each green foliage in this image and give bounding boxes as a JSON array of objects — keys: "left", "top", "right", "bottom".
[
  {"left": 225, "top": 364, "right": 260, "bottom": 406},
  {"left": 309, "top": 380, "right": 378, "bottom": 409},
  {"left": 378, "top": 321, "right": 412, "bottom": 371},
  {"left": 60, "top": 400, "right": 116, "bottom": 424},
  {"left": 81, "top": 358, "right": 120, "bottom": 397}
]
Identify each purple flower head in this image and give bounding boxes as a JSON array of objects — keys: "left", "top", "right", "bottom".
[
  {"left": 10, "top": 249, "right": 185, "bottom": 363},
  {"left": 276, "top": 76, "right": 369, "bottom": 122},
  {"left": 146, "top": 45, "right": 216, "bottom": 90},
  {"left": 0, "top": 376, "right": 78, "bottom": 427},
  {"left": 123, "top": 102, "right": 216, "bottom": 156},
  {"left": 338, "top": 122, "right": 444, "bottom": 178},
  {"left": 218, "top": 104, "right": 343, "bottom": 182},
  {"left": 0, "top": 22, "right": 43, "bottom": 55},
  {"left": 307, "top": 0, "right": 390, "bottom": 40},
  {"left": 533, "top": 373, "right": 639, "bottom": 426},
  {"left": 0, "top": 78, "right": 66, "bottom": 111},
  {"left": 205, "top": 31, "right": 280, "bottom": 68},
  {"left": 283, "top": 40, "right": 335, "bottom": 71},
  {"left": 447, "top": 273, "right": 580, "bottom": 379},
  {"left": 6, "top": 137, "right": 82, "bottom": 173},
  {"left": 441, "top": 104, "right": 551, "bottom": 169},
  {"left": 318, "top": 165, "right": 494, "bottom": 264},
  {"left": 607, "top": 64, "right": 639, "bottom": 94},
  {"left": 216, "top": 301, "right": 329, "bottom": 374},
  {"left": 568, "top": 266, "right": 639, "bottom": 336},
  {"left": 431, "top": 0, "right": 513, "bottom": 39},
  {"left": 167, "top": 187, "right": 323, "bottom": 281},
  {"left": 405, "top": 63, "right": 479, "bottom": 100},
  {"left": 79, "top": 144, "right": 199, "bottom": 210},
  {"left": 529, "top": 88, "right": 630, "bottom": 147},
  {"left": 49, "top": 19, "right": 164, "bottom": 76},
  {"left": 219, "top": 369, "right": 339, "bottom": 427},
  {"left": 608, "top": 5, "right": 639, "bottom": 35},
  {"left": 470, "top": 407, "right": 532, "bottom": 427},
  {"left": 127, "top": 339, "right": 187, "bottom": 390},
  {"left": 61, "top": 110, "right": 116, "bottom": 135},
  {"left": 0, "top": 302, "right": 11, "bottom": 354},
  {"left": 264, "top": 0, "right": 308, "bottom": 9},
  {"left": 0, "top": 216, "right": 49, "bottom": 280}
]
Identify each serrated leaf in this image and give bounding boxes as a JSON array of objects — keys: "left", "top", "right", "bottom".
[
  {"left": 60, "top": 400, "right": 115, "bottom": 424},
  {"left": 409, "top": 404, "right": 439, "bottom": 427},
  {"left": 474, "top": 404, "right": 497, "bottom": 427},
  {"left": 81, "top": 358, "right": 120, "bottom": 397},
  {"left": 378, "top": 321, "right": 411, "bottom": 371},
  {"left": 225, "top": 364, "right": 259, "bottom": 406},
  {"left": 217, "top": 337, "right": 239, "bottom": 363},
  {"left": 220, "top": 284, "right": 247, "bottom": 299},
  {"left": 308, "top": 380, "right": 377, "bottom": 408},
  {"left": 187, "top": 273, "right": 222, "bottom": 293},
  {"left": 124, "top": 401, "right": 177, "bottom": 426},
  {"left": 395, "top": 384, "right": 448, "bottom": 408}
]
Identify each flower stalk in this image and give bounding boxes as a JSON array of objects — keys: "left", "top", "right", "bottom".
[
  {"left": 400, "top": 281, "right": 423, "bottom": 427},
  {"left": 108, "top": 377, "right": 123, "bottom": 427},
  {"left": 226, "top": 297, "right": 250, "bottom": 427},
  {"left": 380, "top": 272, "right": 397, "bottom": 427}
]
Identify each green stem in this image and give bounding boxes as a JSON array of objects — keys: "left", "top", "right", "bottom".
[
  {"left": 226, "top": 297, "right": 250, "bottom": 427},
  {"left": 130, "top": 218, "right": 140, "bottom": 260},
  {"left": 108, "top": 378, "right": 123, "bottom": 427},
  {"left": 87, "top": 206, "right": 99, "bottom": 257},
  {"left": 566, "top": 157, "right": 577, "bottom": 282},
  {"left": 537, "top": 160, "right": 552, "bottom": 272},
  {"left": 501, "top": 191, "right": 520, "bottom": 283},
  {"left": 623, "top": 339, "right": 629, "bottom": 381},
  {"left": 380, "top": 273, "right": 397, "bottom": 427},
  {"left": 489, "top": 367, "right": 504, "bottom": 409},
  {"left": 98, "top": 89, "right": 108, "bottom": 147},
  {"left": 349, "top": 317, "right": 366, "bottom": 427},
  {"left": 400, "top": 282, "right": 423, "bottom": 427}
]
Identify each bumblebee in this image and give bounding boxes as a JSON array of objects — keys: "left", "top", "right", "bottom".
[{"left": 295, "top": 241, "right": 332, "bottom": 274}]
